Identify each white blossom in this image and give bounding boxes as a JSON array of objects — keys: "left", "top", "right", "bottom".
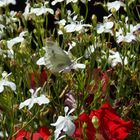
[
  {"left": 66, "top": 0, "right": 77, "bottom": 4},
  {"left": 0, "top": 71, "right": 16, "bottom": 93},
  {"left": 96, "top": 21, "right": 114, "bottom": 35},
  {"left": 0, "top": 24, "right": 5, "bottom": 39},
  {"left": 116, "top": 32, "right": 136, "bottom": 43},
  {"left": 84, "top": 44, "right": 97, "bottom": 58},
  {"left": 51, "top": 106, "right": 75, "bottom": 140},
  {"left": 51, "top": 0, "right": 64, "bottom": 6},
  {"left": 0, "top": 0, "right": 16, "bottom": 7},
  {"left": 116, "top": 23, "right": 140, "bottom": 43},
  {"left": 19, "top": 87, "right": 50, "bottom": 110},
  {"left": 107, "top": 1, "right": 125, "bottom": 11},
  {"left": 108, "top": 50, "right": 128, "bottom": 67},
  {"left": 55, "top": 19, "right": 66, "bottom": 26},
  {"left": 23, "top": 3, "right": 54, "bottom": 19},
  {"left": 30, "top": 7, "right": 54, "bottom": 16},
  {"left": 7, "top": 31, "right": 27, "bottom": 50},
  {"left": 51, "top": 0, "right": 90, "bottom": 5},
  {"left": 64, "top": 23, "right": 91, "bottom": 33}
]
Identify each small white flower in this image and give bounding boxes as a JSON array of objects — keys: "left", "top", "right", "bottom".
[
  {"left": 0, "top": 131, "right": 8, "bottom": 138},
  {"left": 30, "top": 7, "right": 54, "bottom": 16},
  {"left": 23, "top": 2, "right": 30, "bottom": 20},
  {"left": 7, "top": 31, "right": 27, "bottom": 50},
  {"left": 56, "top": 12, "right": 91, "bottom": 33},
  {"left": 116, "top": 32, "right": 136, "bottom": 43},
  {"left": 108, "top": 50, "right": 128, "bottom": 67},
  {"left": 116, "top": 23, "right": 140, "bottom": 43},
  {"left": 51, "top": 0, "right": 64, "bottom": 6},
  {"left": 0, "top": 0, "right": 16, "bottom": 7},
  {"left": 51, "top": 106, "right": 76, "bottom": 140},
  {"left": 23, "top": 3, "right": 54, "bottom": 19},
  {"left": 132, "top": 23, "right": 140, "bottom": 32},
  {"left": 96, "top": 21, "right": 114, "bottom": 35},
  {"left": 64, "top": 23, "right": 91, "bottom": 33},
  {"left": 67, "top": 41, "right": 76, "bottom": 52},
  {"left": 0, "top": 24, "right": 5, "bottom": 31},
  {"left": 19, "top": 87, "right": 50, "bottom": 110},
  {"left": 107, "top": 1, "right": 125, "bottom": 11},
  {"left": 66, "top": 0, "right": 77, "bottom": 4},
  {"left": 0, "top": 71, "right": 16, "bottom": 93},
  {"left": 84, "top": 44, "right": 96, "bottom": 58},
  {"left": 55, "top": 19, "right": 66, "bottom": 26},
  {"left": 0, "top": 24, "right": 5, "bottom": 39}
]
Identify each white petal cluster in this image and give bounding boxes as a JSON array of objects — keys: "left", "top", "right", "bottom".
[
  {"left": 19, "top": 87, "right": 50, "bottom": 110},
  {"left": 23, "top": 3, "right": 54, "bottom": 20},
  {"left": 116, "top": 23, "right": 140, "bottom": 43},
  {"left": 0, "top": 0, "right": 16, "bottom": 7},
  {"left": 108, "top": 50, "right": 128, "bottom": 67},
  {"left": 51, "top": 106, "right": 75, "bottom": 140},
  {"left": 107, "top": 1, "right": 125, "bottom": 11},
  {"left": 0, "top": 71, "right": 16, "bottom": 93},
  {"left": 96, "top": 21, "right": 114, "bottom": 35}
]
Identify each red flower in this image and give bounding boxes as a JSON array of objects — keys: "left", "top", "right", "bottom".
[
  {"left": 89, "top": 104, "right": 133, "bottom": 140},
  {"left": 73, "top": 112, "right": 95, "bottom": 140},
  {"left": 31, "top": 72, "right": 37, "bottom": 90},
  {"left": 39, "top": 68, "right": 48, "bottom": 86},
  {"left": 30, "top": 67, "right": 48, "bottom": 89},
  {"left": 73, "top": 103, "right": 133, "bottom": 140},
  {"left": 32, "top": 127, "right": 51, "bottom": 140},
  {"left": 11, "top": 128, "right": 31, "bottom": 140},
  {"left": 11, "top": 127, "right": 51, "bottom": 140}
]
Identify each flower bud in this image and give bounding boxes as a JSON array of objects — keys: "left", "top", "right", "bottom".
[
  {"left": 121, "top": 15, "right": 125, "bottom": 22},
  {"left": 83, "top": 122, "right": 87, "bottom": 129},
  {"left": 111, "top": 8, "right": 116, "bottom": 15},
  {"left": 91, "top": 14, "right": 97, "bottom": 26},
  {"left": 92, "top": 116, "right": 99, "bottom": 129}
]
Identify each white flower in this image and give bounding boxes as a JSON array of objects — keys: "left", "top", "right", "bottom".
[
  {"left": 67, "top": 41, "right": 76, "bottom": 52},
  {"left": 0, "top": 0, "right": 16, "bottom": 7},
  {"left": 51, "top": 0, "right": 90, "bottom": 5},
  {"left": 66, "top": 0, "right": 77, "bottom": 4},
  {"left": 0, "top": 131, "right": 8, "bottom": 138},
  {"left": 23, "top": 3, "right": 54, "bottom": 19},
  {"left": 116, "top": 23, "right": 140, "bottom": 43},
  {"left": 55, "top": 19, "right": 66, "bottom": 26},
  {"left": 19, "top": 87, "right": 50, "bottom": 110},
  {"left": 84, "top": 44, "right": 97, "bottom": 58},
  {"left": 108, "top": 50, "right": 128, "bottom": 67},
  {"left": 51, "top": 106, "right": 76, "bottom": 140},
  {"left": 51, "top": 0, "right": 64, "bottom": 6},
  {"left": 107, "top": 1, "right": 125, "bottom": 11},
  {"left": 81, "top": 0, "right": 91, "bottom": 3},
  {"left": 56, "top": 11, "right": 91, "bottom": 33},
  {"left": 7, "top": 31, "right": 27, "bottom": 50},
  {"left": 23, "top": 2, "right": 30, "bottom": 20},
  {"left": 30, "top": 7, "right": 54, "bottom": 16},
  {"left": 96, "top": 21, "right": 114, "bottom": 35},
  {"left": 64, "top": 22, "right": 91, "bottom": 33},
  {"left": 0, "top": 71, "right": 16, "bottom": 93},
  {"left": 0, "top": 24, "right": 5, "bottom": 39},
  {"left": 116, "top": 32, "right": 136, "bottom": 43}
]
